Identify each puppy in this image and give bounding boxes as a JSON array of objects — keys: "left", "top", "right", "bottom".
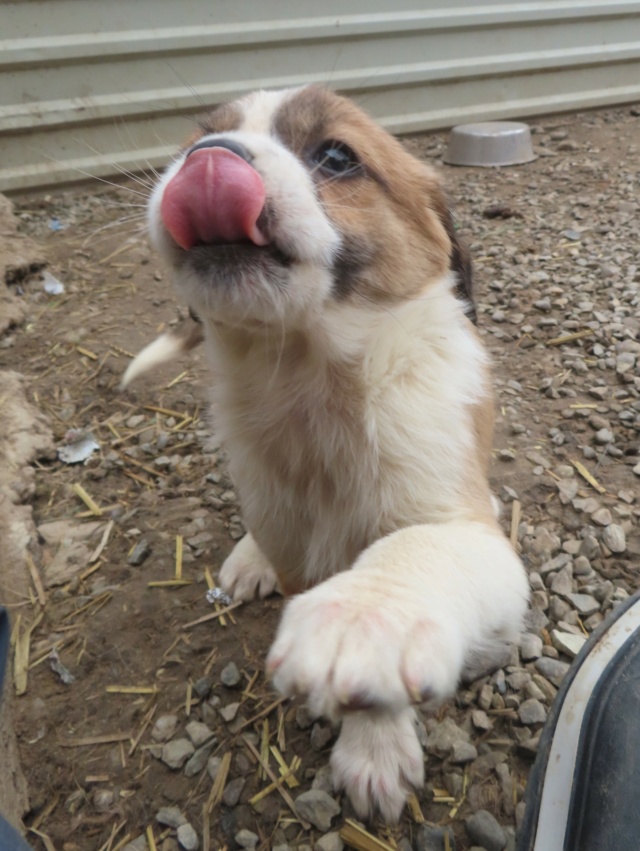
[{"left": 126, "top": 86, "right": 530, "bottom": 821}]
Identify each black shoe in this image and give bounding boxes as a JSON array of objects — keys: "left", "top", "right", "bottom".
[{"left": 517, "top": 590, "right": 640, "bottom": 851}]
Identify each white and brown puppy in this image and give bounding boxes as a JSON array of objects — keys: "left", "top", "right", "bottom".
[{"left": 126, "top": 86, "right": 529, "bottom": 822}]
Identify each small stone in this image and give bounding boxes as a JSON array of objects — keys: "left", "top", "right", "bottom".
[
  {"left": 425, "top": 718, "right": 470, "bottom": 757},
  {"left": 185, "top": 721, "right": 215, "bottom": 748},
  {"left": 219, "top": 702, "right": 240, "bottom": 722},
  {"left": 161, "top": 739, "right": 195, "bottom": 770},
  {"left": 93, "top": 789, "right": 115, "bottom": 812},
  {"left": 156, "top": 806, "right": 187, "bottom": 828},
  {"left": 295, "top": 790, "right": 341, "bottom": 831},
  {"left": 207, "top": 756, "right": 222, "bottom": 781},
  {"left": 128, "top": 538, "right": 151, "bottom": 566},
  {"left": 565, "top": 593, "right": 600, "bottom": 616},
  {"left": 296, "top": 705, "right": 315, "bottom": 729},
  {"left": 471, "top": 709, "right": 492, "bottom": 731},
  {"left": 451, "top": 740, "right": 478, "bottom": 764},
  {"left": 465, "top": 809, "right": 507, "bottom": 851},
  {"left": 222, "top": 776, "right": 245, "bottom": 807},
  {"left": 220, "top": 661, "right": 241, "bottom": 687},
  {"left": 573, "top": 556, "right": 592, "bottom": 576},
  {"left": 602, "top": 524, "right": 626, "bottom": 553},
  {"left": 557, "top": 479, "right": 579, "bottom": 504},
  {"left": 176, "top": 823, "right": 199, "bottom": 851},
  {"left": 314, "top": 832, "right": 344, "bottom": 851},
  {"left": 235, "top": 829, "right": 259, "bottom": 850},
  {"left": 185, "top": 740, "right": 218, "bottom": 777},
  {"left": 594, "top": 428, "right": 613, "bottom": 445},
  {"left": 591, "top": 508, "right": 613, "bottom": 526},
  {"left": 414, "top": 824, "right": 457, "bottom": 850},
  {"left": 550, "top": 565, "right": 573, "bottom": 595},
  {"left": 193, "top": 677, "right": 213, "bottom": 699},
  {"left": 310, "top": 722, "right": 333, "bottom": 750},
  {"left": 520, "top": 633, "right": 543, "bottom": 661},
  {"left": 551, "top": 630, "right": 587, "bottom": 658},
  {"left": 311, "top": 764, "right": 334, "bottom": 794},
  {"left": 535, "top": 657, "right": 570, "bottom": 687},
  {"left": 518, "top": 699, "right": 547, "bottom": 726}
]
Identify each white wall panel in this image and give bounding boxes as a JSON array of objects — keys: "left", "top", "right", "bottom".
[{"left": 2, "top": 1, "right": 639, "bottom": 191}]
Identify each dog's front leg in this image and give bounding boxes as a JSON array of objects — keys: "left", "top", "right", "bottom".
[
  {"left": 267, "top": 520, "right": 529, "bottom": 821},
  {"left": 218, "top": 532, "right": 281, "bottom": 601}
]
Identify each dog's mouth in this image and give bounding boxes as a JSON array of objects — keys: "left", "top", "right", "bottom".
[{"left": 160, "top": 144, "right": 294, "bottom": 271}]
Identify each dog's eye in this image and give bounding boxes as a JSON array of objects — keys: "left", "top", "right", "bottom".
[{"left": 312, "top": 141, "right": 362, "bottom": 176}]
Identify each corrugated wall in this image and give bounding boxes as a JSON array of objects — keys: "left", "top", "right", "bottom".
[{"left": 2, "top": 0, "right": 640, "bottom": 192}]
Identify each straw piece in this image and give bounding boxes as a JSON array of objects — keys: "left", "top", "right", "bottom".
[
  {"left": 129, "top": 705, "right": 156, "bottom": 756},
  {"left": 339, "top": 820, "right": 396, "bottom": 851},
  {"left": 146, "top": 825, "right": 158, "bottom": 851},
  {"left": 166, "top": 370, "right": 189, "bottom": 388},
  {"left": 89, "top": 520, "right": 114, "bottom": 563},
  {"left": 76, "top": 345, "right": 98, "bottom": 360},
  {"left": 260, "top": 720, "right": 269, "bottom": 781},
  {"left": 175, "top": 535, "right": 183, "bottom": 580},
  {"left": 546, "top": 329, "right": 594, "bottom": 346},
  {"left": 248, "top": 765, "right": 296, "bottom": 805},
  {"left": 182, "top": 601, "right": 243, "bottom": 629},
  {"left": 571, "top": 460, "right": 606, "bottom": 494},
  {"left": 71, "top": 483, "right": 102, "bottom": 516},
  {"left": 28, "top": 828, "right": 56, "bottom": 851},
  {"left": 186, "top": 681, "right": 193, "bottom": 717},
  {"left": 106, "top": 686, "right": 158, "bottom": 695},
  {"left": 147, "top": 580, "right": 193, "bottom": 588},
  {"left": 60, "top": 732, "right": 131, "bottom": 747},
  {"left": 25, "top": 552, "right": 46, "bottom": 606},
  {"left": 407, "top": 793, "right": 424, "bottom": 823},
  {"left": 243, "top": 736, "right": 310, "bottom": 830},
  {"left": 204, "top": 751, "right": 232, "bottom": 813},
  {"left": 236, "top": 696, "right": 287, "bottom": 732},
  {"left": 143, "top": 404, "right": 188, "bottom": 418}
]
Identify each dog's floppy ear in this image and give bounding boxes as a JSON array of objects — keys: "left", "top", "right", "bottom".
[{"left": 436, "top": 203, "right": 476, "bottom": 324}]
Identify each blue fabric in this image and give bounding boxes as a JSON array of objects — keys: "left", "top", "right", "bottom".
[{"left": 0, "top": 607, "right": 33, "bottom": 851}]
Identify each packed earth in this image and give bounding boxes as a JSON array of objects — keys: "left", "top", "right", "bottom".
[{"left": 1, "top": 102, "right": 639, "bottom": 851}]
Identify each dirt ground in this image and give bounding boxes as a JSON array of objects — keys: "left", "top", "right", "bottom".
[{"left": 2, "top": 102, "right": 639, "bottom": 851}]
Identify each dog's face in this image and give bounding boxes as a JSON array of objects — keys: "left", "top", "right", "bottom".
[{"left": 149, "top": 85, "right": 471, "bottom": 329}]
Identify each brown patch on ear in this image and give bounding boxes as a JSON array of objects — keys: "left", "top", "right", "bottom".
[{"left": 435, "top": 200, "right": 476, "bottom": 323}]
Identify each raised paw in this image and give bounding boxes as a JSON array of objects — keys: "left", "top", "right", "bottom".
[
  {"left": 218, "top": 533, "right": 281, "bottom": 602},
  {"left": 331, "top": 707, "right": 424, "bottom": 823},
  {"left": 266, "top": 568, "right": 464, "bottom": 719}
]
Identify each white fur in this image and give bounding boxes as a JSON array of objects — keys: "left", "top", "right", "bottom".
[
  {"left": 120, "top": 332, "right": 183, "bottom": 388},
  {"left": 140, "top": 87, "right": 529, "bottom": 822}
]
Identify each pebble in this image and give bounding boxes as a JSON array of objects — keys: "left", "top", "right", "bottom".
[
  {"left": 235, "top": 830, "right": 259, "bottom": 850},
  {"left": 185, "top": 721, "right": 215, "bottom": 747},
  {"left": 219, "top": 702, "right": 240, "bottom": 722},
  {"left": 535, "top": 657, "right": 570, "bottom": 687},
  {"left": 551, "top": 630, "right": 587, "bottom": 658},
  {"left": 295, "top": 790, "right": 341, "bottom": 831},
  {"left": 314, "top": 832, "right": 344, "bottom": 851},
  {"left": 520, "top": 633, "right": 543, "bottom": 661},
  {"left": 466, "top": 809, "right": 507, "bottom": 851},
  {"left": 518, "top": 698, "right": 548, "bottom": 726},
  {"left": 222, "top": 776, "right": 245, "bottom": 807},
  {"left": 156, "top": 806, "right": 187, "bottom": 828},
  {"left": 207, "top": 756, "right": 222, "bottom": 781},
  {"left": 451, "top": 740, "right": 478, "bottom": 764},
  {"left": 161, "top": 739, "right": 195, "bottom": 770},
  {"left": 185, "top": 740, "right": 218, "bottom": 777},
  {"left": 602, "top": 524, "right": 626, "bottom": 553},
  {"left": 425, "top": 718, "right": 470, "bottom": 757},
  {"left": 414, "top": 824, "right": 457, "bottom": 850},
  {"left": 310, "top": 722, "right": 333, "bottom": 750},
  {"left": 565, "top": 593, "right": 600, "bottom": 616},
  {"left": 127, "top": 538, "right": 151, "bottom": 566},
  {"left": 220, "top": 661, "right": 241, "bottom": 687},
  {"left": 122, "top": 838, "right": 147, "bottom": 851},
  {"left": 176, "top": 823, "right": 199, "bottom": 851}
]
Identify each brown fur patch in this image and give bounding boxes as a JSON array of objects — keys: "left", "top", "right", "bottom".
[{"left": 274, "top": 87, "right": 453, "bottom": 306}]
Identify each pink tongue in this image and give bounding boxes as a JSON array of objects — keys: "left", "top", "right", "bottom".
[{"left": 160, "top": 147, "right": 268, "bottom": 250}]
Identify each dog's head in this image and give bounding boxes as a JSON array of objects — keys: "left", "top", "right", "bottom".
[{"left": 149, "top": 85, "right": 473, "bottom": 329}]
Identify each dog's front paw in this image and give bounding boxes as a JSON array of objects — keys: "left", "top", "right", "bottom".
[
  {"left": 267, "top": 569, "right": 463, "bottom": 718},
  {"left": 218, "top": 533, "right": 281, "bottom": 602},
  {"left": 331, "top": 707, "right": 424, "bottom": 823}
]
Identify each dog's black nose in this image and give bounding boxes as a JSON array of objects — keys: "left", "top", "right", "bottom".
[{"left": 187, "top": 137, "right": 253, "bottom": 162}]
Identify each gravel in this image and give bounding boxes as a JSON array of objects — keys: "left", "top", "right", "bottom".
[{"left": 8, "top": 102, "right": 640, "bottom": 850}]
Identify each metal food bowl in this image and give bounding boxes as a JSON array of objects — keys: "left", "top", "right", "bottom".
[{"left": 444, "top": 121, "right": 536, "bottom": 167}]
